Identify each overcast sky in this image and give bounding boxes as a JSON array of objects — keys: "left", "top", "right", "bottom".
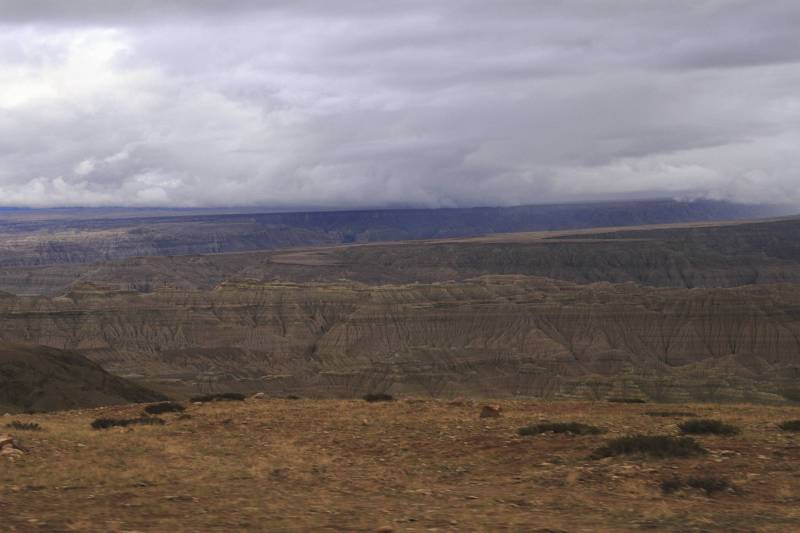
[{"left": 1, "top": 1, "right": 798, "bottom": 209}]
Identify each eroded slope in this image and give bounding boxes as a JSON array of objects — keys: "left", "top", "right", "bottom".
[{"left": 0, "top": 278, "right": 798, "bottom": 397}]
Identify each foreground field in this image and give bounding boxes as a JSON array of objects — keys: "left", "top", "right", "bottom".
[{"left": 3, "top": 399, "right": 800, "bottom": 532}]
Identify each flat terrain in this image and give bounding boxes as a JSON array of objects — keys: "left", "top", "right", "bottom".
[{"left": 3, "top": 399, "right": 800, "bottom": 532}]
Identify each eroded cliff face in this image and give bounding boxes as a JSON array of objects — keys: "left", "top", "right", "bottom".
[{"left": 0, "top": 277, "right": 798, "bottom": 389}]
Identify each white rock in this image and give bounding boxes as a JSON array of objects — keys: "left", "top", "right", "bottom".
[{"left": 1, "top": 446, "right": 23, "bottom": 456}]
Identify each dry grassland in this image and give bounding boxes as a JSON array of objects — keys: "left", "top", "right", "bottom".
[{"left": 3, "top": 399, "right": 800, "bottom": 532}]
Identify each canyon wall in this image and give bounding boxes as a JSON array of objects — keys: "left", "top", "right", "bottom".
[{"left": 0, "top": 277, "right": 797, "bottom": 393}]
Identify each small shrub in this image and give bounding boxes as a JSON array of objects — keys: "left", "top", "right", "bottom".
[
  {"left": 591, "top": 435, "right": 707, "bottom": 459},
  {"left": 687, "top": 476, "right": 732, "bottom": 495},
  {"left": 678, "top": 419, "right": 740, "bottom": 436},
  {"left": 363, "top": 393, "right": 394, "bottom": 402},
  {"left": 190, "top": 392, "right": 246, "bottom": 403},
  {"left": 645, "top": 411, "right": 697, "bottom": 418},
  {"left": 608, "top": 398, "right": 646, "bottom": 404},
  {"left": 778, "top": 420, "right": 800, "bottom": 432},
  {"left": 91, "top": 417, "right": 165, "bottom": 430},
  {"left": 518, "top": 422, "right": 602, "bottom": 436},
  {"left": 144, "top": 402, "right": 185, "bottom": 415},
  {"left": 661, "top": 476, "right": 732, "bottom": 495},
  {"left": 779, "top": 388, "right": 800, "bottom": 403},
  {"left": 285, "top": 395, "right": 302, "bottom": 400},
  {"left": 5, "top": 421, "right": 43, "bottom": 431},
  {"left": 660, "top": 478, "right": 684, "bottom": 494}
]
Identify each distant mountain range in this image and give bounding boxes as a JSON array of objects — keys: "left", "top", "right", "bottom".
[{"left": 0, "top": 199, "right": 792, "bottom": 267}]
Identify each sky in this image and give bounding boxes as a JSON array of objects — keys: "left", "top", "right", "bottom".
[{"left": 0, "top": 0, "right": 799, "bottom": 209}]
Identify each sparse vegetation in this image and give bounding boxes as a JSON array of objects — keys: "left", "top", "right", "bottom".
[
  {"left": 591, "top": 435, "right": 707, "bottom": 459},
  {"left": 190, "top": 392, "right": 246, "bottom": 403},
  {"left": 659, "top": 477, "right": 684, "bottom": 494},
  {"left": 645, "top": 411, "right": 697, "bottom": 418},
  {"left": 91, "top": 416, "right": 166, "bottom": 430},
  {"left": 778, "top": 420, "right": 800, "bottom": 432},
  {"left": 5, "top": 421, "right": 43, "bottom": 431},
  {"left": 1, "top": 399, "right": 797, "bottom": 530},
  {"left": 779, "top": 387, "right": 800, "bottom": 403},
  {"left": 678, "top": 419, "right": 740, "bottom": 436},
  {"left": 144, "top": 401, "right": 185, "bottom": 414},
  {"left": 518, "top": 422, "right": 602, "bottom": 436},
  {"left": 661, "top": 476, "right": 733, "bottom": 495},
  {"left": 363, "top": 393, "right": 394, "bottom": 402},
  {"left": 322, "top": 369, "right": 394, "bottom": 398}
]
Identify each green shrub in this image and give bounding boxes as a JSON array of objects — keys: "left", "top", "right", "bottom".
[
  {"left": 363, "top": 393, "right": 394, "bottom": 402},
  {"left": 678, "top": 419, "right": 740, "bottom": 436},
  {"left": 779, "top": 388, "right": 800, "bottom": 403},
  {"left": 661, "top": 476, "right": 732, "bottom": 495},
  {"left": 144, "top": 402, "right": 185, "bottom": 415},
  {"left": 660, "top": 478, "right": 684, "bottom": 493},
  {"left": 190, "top": 392, "right": 246, "bottom": 403},
  {"left": 518, "top": 422, "right": 602, "bottom": 436},
  {"left": 5, "top": 421, "right": 43, "bottom": 431},
  {"left": 591, "top": 435, "right": 707, "bottom": 459},
  {"left": 91, "top": 417, "right": 165, "bottom": 430},
  {"left": 778, "top": 420, "right": 800, "bottom": 432},
  {"left": 687, "top": 477, "right": 732, "bottom": 495},
  {"left": 645, "top": 411, "right": 696, "bottom": 418}
]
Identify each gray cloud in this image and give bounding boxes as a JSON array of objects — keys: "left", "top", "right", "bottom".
[{"left": 0, "top": 0, "right": 799, "bottom": 208}]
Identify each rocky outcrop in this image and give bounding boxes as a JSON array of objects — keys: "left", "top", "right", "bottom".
[{"left": 0, "top": 434, "right": 24, "bottom": 458}]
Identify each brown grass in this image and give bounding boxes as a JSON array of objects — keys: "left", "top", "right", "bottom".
[{"left": 1, "top": 400, "right": 799, "bottom": 531}]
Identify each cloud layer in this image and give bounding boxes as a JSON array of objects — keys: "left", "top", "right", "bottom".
[{"left": 1, "top": 0, "right": 799, "bottom": 208}]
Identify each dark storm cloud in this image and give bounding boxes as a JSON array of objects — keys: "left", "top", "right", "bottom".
[{"left": 0, "top": 1, "right": 798, "bottom": 207}]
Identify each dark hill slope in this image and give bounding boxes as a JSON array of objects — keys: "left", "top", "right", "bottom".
[{"left": 0, "top": 343, "right": 166, "bottom": 413}]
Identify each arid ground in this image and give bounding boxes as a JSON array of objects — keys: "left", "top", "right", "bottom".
[
  {"left": 3, "top": 398, "right": 800, "bottom": 532},
  {"left": 2, "top": 206, "right": 800, "bottom": 531}
]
